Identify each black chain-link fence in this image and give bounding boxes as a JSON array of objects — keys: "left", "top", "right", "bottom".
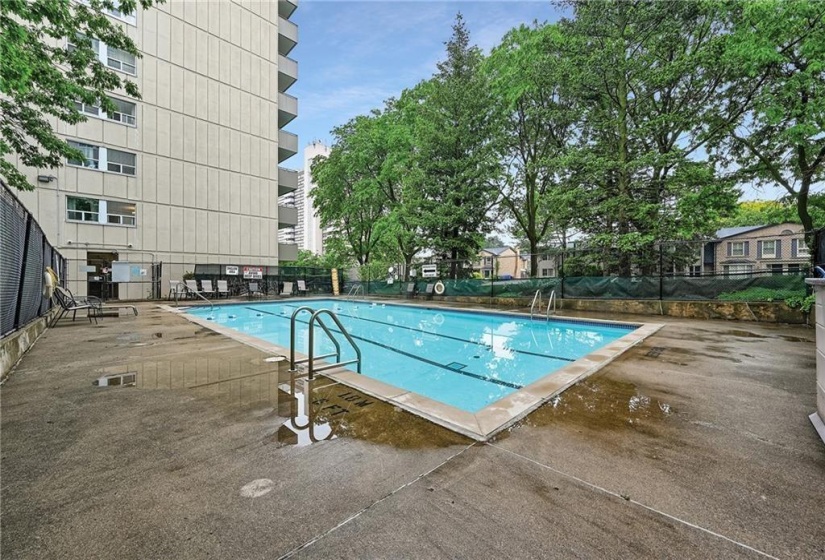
[
  {"left": 192, "top": 265, "right": 339, "bottom": 297},
  {"left": 1, "top": 180, "right": 66, "bottom": 337}
]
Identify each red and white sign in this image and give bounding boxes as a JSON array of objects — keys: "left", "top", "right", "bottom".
[{"left": 243, "top": 266, "right": 263, "bottom": 279}]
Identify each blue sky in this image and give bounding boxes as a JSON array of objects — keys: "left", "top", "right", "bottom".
[{"left": 283, "top": 1, "right": 565, "bottom": 168}]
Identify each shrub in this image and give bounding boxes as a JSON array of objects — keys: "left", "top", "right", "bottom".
[{"left": 717, "top": 287, "right": 805, "bottom": 302}]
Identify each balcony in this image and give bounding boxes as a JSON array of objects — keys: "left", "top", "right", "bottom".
[
  {"left": 279, "top": 0, "right": 297, "bottom": 19},
  {"left": 278, "top": 17, "right": 298, "bottom": 56},
  {"left": 278, "top": 166, "right": 299, "bottom": 195},
  {"left": 279, "top": 242, "right": 299, "bottom": 262},
  {"left": 278, "top": 92, "right": 297, "bottom": 128},
  {"left": 278, "top": 205, "right": 298, "bottom": 228},
  {"left": 278, "top": 55, "right": 297, "bottom": 93},
  {"left": 279, "top": 130, "right": 298, "bottom": 162}
]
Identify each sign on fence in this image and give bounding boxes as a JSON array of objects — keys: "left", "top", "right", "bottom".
[
  {"left": 421, "top": 264, "right": 438, "bottom": 278},
  {"left": 226, "top": 265, "right": 239, "bottom": 275},
  {"left": 243, "top": 266, "right": 263, "bottom": 279}
]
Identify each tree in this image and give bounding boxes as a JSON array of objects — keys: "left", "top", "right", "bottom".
[
  {"left": 1, "top": 0, "right": 157, "bottom": 191},
  {"left": 721, "top": 198, "right": 825, "bottom": 228},
  {"left": 561, "top": 0, "right": 738, "bottom": 275},
  {"left": 485, "top": 23, "right": 580, "bottom": 277},
  {"left": 412, "top": 15, "right": 501, "bottom": 279},
  {"left": 719, "top": 0, "right": 825, "bottom": 242}
]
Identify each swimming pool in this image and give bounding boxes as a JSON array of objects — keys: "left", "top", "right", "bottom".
[{"left": 182, "top": 299, "right": 661, "bottom": 439}]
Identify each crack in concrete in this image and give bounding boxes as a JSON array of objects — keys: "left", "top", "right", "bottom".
[
  {"left": 277, "top": 442, "right": 478, "bottom": 559},
  {"left": 486, "top": 442, "right": 779, "bottom": 560}
]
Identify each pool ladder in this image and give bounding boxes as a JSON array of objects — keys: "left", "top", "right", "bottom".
[
  {"left": 288, "top": 306, "right": 362, "bottom": 380},
  {"left": 530, "top": 290, "right": 557, "bottom": 320},
  {"left": 347, "top": 284, "right": 363, "bottom": 298}
]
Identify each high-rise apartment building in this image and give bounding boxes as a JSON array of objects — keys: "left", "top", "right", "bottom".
[
  {"left": 302, "top": 141, "right": 329, "bottom": 254},
  {"left": 10, "top": 0, "right": 299, "bottom": 299}
]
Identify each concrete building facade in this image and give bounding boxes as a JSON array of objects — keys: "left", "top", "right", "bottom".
[{"left": 10, "top": 0, "right": 299, "bottom": 299}]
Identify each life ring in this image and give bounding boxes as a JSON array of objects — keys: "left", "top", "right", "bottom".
[
  {"left": 434, "top": 280, "right": 446, "bottom": 295},
  {"left": 43, "top": 267, "right": 58, "bottom": 299}
]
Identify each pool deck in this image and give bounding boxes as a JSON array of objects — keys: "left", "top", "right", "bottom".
[{"left": 2, "top": 299, "right": 824, "bottom": 559}]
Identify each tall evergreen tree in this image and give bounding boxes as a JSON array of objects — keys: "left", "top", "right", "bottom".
[{"left": 412, "top": 14, "right": 501, "bottom": 279}]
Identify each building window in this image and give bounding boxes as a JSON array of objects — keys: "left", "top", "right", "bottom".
[
  {"left": 66, "top": 141, "right": 136, "bottom": 176},
  {"left": 67, "top": 196, "right": 136, "bottom": 226},
  {"left": 68, "top": 34, "right": 100, "bottom": 56},
  {"left": 74, "top": 96, "right": 136, "bottom": 126},
  {"left": 66, "top": 196, "right": 99, "bottom": 222},
  {"left": 106, "top": 46, "right": 137, "bottom": 75},
  {"left": 106, "top": 148, "right": 137, "bottom": 175},
  {"left": 73, "top": 100, "right": 100, "bottom": 116},
  {"left": 724, "top": 264, "right": 753, "bottom": 276},
  {"left": 769, "top": 264, "right": 784, "bottom": 275},
  {"left": 788, "top": 264, "right": 801, "bottom": 275},
  {"left": 105, "top": 7, "right": 136, "bottom": 25},
  {"left": 541, "top": 268, "right": 552, "bottom": 277},
  {"left": 730, "top": 242, "right": 745, "bottom": 257},
  {"left": 761, "top": 240, "right": 776, "bottom": 258},
  {"left": 106, "top": 200, "right": 137, "bottom": 225},
  {"left": 482, "top": 270, "right": 491, "bottom": 279},
  {"left": 67, "top": 140, "right": 100, "bottom": 169},
  {"left": 797, "top": 240, "right": 810, "bottom": 257},
  {"left": 483, "top": 257, "right": 492, "bottom": 266},
  {"left": 689, "top": 266, "right": 702, "bottom": 277}
]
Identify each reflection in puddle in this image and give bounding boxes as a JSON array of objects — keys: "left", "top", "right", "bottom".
[
  {"left": 515, "top": 376, "right": 674, "bottom": 434},
  {"left": 94, "top": 357, "right": 470, "bottom": 449}
]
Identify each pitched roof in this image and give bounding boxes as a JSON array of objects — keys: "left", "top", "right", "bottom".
[
  {"left": 481, "top": 246, "right": 513, "bottom": 256},
  {"left": 714, "top": 225, "right": 767, "bottom": 239}
]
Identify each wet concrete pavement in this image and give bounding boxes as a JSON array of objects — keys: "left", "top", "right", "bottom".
[{"left": 2, "top": 303, "right": 823, "bottom": 559}]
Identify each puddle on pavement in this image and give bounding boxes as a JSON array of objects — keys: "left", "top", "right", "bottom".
[
  {"left": 94, "top": 358, "right": 468, "bottom": 449},
  {"left": 510, "top": 375, "right": 674, "bottom": 436}
]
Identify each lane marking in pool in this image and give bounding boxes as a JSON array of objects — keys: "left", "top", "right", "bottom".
[
  {"left": 245, "top": 306, "right": 526, "bottom": 390},
  {"left": 253, "top": 302, "right": 577, "bottom": 363}
]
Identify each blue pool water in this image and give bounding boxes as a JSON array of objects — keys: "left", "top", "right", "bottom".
[{"left": 187, "top": 300, "right": 635, "bottom": 413}]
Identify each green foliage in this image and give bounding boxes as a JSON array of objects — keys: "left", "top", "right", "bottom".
[
  {"left": 785, "top": 293, "right": 815, "bottom": 314},
  {"left": 718, "top": 287, "right": 805, "bottom": 302},
  {"left": 559, "top": 0, "right": 739, "bottom": 275},
  {"left": 293, "top": 249, "right": 350, "bottom": 270},
  {"left": 484, "top": 23, "right": 580, "bottom": 277},
  {"left": 717, "top": 0, "right": 825, "bottom": 237},
  {"left": 0, "top": 0, "right": 160, "bottom": 191},
  {"left": 411, "top": 14, "right": 501, "bottom": 279}
]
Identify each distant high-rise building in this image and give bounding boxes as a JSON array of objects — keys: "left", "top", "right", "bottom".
[
  {"left": 302, "top": 141, "right": 330, "bottom": 254},
  {"left": 9, "top": 0, "right": 300, "bottom": 298}
]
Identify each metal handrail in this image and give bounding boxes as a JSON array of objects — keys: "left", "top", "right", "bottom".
[
  {"left": 175, "top": 282, "right": 214, "bottom": 317},
  {"left": 546, "top": 290, "right": 556, "bottom": 319},
  {"left": 347, "top": 284, "right": 362, "bottom": 297},
  {"left": 530, "top": 290, "right": 541, "bottom": 319},
  {"left": 289, "top": 306, "right": 341, "bottom": 372},
  {"left": 307, "top": 309, "right": 361, "bottom": 379}
]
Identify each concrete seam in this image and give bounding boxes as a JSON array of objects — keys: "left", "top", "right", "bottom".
[
  {"left": 277, "top": 442, "right": 478, "bottom": 560},
  {"left": 487, "top": 443, "right": 779, "bottom": 560}
]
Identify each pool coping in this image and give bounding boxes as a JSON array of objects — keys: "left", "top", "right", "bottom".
[{"left": 161, "top": 299, "right": 664, "bottom": 441}]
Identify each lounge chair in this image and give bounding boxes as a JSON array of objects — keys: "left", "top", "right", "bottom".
[
  {"left": 217, "top": 280, "right": 229, "bottom": 298},
  {"left": 297, "top": 279, "right": 307, "bottom": 296},
  {"left": 424, "top": 283, "right": 435, "bottom": 300},
  {"left": 281, "top": 281, "right": 293, "bottom": 297},
  {"left": 51, "top": 286, "right": 101, "bottom": 326},
  {"left": 184, "top": 279, "right": 201, "bottom": 299},
  {"left": 168, "top": 280, "right": 185, "bottom": 300},
  {"left": 406, "top": 282, "right": 417, "bottom": 298},
  {"left": 247, "top": 282, "right": 263, "bottom": 299},
  {"left": 200, "top": 279, "right": 215, "bottom": 298}
]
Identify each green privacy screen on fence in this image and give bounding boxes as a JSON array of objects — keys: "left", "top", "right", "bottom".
[{"left": 351, "top": 272, "right": 807, "bottom": 302}]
